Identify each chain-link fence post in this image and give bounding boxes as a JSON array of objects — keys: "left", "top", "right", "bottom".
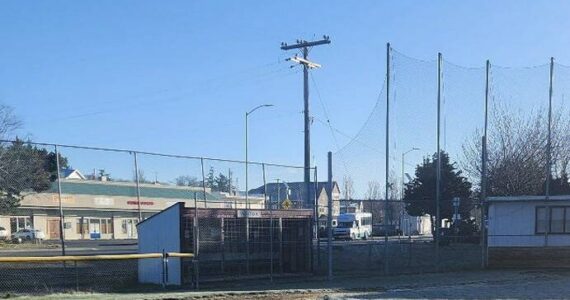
[
  {"left": 132, "top": 151, "right": 142, "bottom": 222},
  {"left": 327, "top": 152, "right": 333, "bottom": 281},
  {"left": 314, "top": 166, "right": 320, "bottom": 272},
  {"left": 54, "top": 145, "right": 66, "bottom": 256},
  {"left": 193, "top": 192, "right": 200, "bottom": 289},
  {"left": 262, "top": 163, "right": 273, "bottom": 282},
  {"left": 200, "top": 158, "right": 207, "bottom": 208}
]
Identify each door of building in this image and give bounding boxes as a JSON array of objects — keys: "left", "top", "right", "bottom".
[
  {"left": 48, "top": 219, "right": 60, "bottom": 240},
  {"left": 89, "top": 219, "right": 101, "bottom": 234},
  {"left": 126, "top": 220, "right": 136, "bottom": 238}
]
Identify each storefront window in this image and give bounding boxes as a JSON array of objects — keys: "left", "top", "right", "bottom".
[{"left": 10, "top": 217, "right": 32, "bottom": 233}]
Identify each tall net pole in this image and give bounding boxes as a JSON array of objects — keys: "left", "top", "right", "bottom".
[
  {"left": 435, "top": 52, "right": 442, "bottom": 271},
  {"left": 384, "top": 42, "right": 391, "bottom": 276},
  {"left": 481, "top": 60, "right": 490, "bottom": 268},
  {"left": 545, "top": 57, "right": 554, "bottom": 247},
  {"left": 327, "top": 152, "right": 333, "bottom": 281}
]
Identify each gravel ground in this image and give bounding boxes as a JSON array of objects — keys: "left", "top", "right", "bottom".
[{"left": 16, "top": 269, "right": 570, "bottom": 299}]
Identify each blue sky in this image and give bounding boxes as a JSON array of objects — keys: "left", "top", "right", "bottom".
[{"left": 1, "top": 1, "right": 570, "bottom": 189}]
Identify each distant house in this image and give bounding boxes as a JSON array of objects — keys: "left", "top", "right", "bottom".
[
  {"left": 487, "top": 195, "right": 570, "bottom": 268},
  {"left": 249, "top": 181, "right": 341, "bottom": 235},
  {"left": 60, "top": 168, "right": 86, "bottom": 180},
  {"left": 249, "top": 181, "right": 341, "bottom": 224}
]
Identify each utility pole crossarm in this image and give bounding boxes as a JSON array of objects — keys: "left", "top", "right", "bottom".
[
  {"left": 287, "top": 56, "right": 322, "bottom": 69},
  {"left": 280, "top": 37, "right": 331, "bottom": 50}
]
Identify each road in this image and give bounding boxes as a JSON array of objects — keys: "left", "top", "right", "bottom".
[
  {"left": 0, "top": 239, "right": 138, "bottom": 256},
  {"left": 0, "top": 236, "right": 430, "bottom": 257}
]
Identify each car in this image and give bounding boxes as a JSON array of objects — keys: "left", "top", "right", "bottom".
[
  {"left": 372, "top": 224, "right": 402, "bottom": 237},
  {"left": 11, "top": 229, "right": 46, "bottom": 242},
  {"left": 0, "top": 227, "right": 8, "bottom": 240}
]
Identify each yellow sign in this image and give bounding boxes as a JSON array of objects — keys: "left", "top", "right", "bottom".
[{"left": 282, "top": 199, "right": 293, "bottom": 209}]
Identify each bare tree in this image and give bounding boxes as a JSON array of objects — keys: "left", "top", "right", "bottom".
[
  {"left": 462, "top": 104, "right": 570, "bottom": 196},
  {"left": 0, "top": 105, "right": 21, "bottom": 140},
  {"left": 342, "top": 175, "right": 355, "bottom": 200},
  {"left": 174, "top": 175, "right": 200, "bottom": 187},
  {"left": 365, "top": 180, "right": 382, "bottom": 200}
]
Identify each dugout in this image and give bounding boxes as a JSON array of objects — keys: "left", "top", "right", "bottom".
[{"left": 137, "top": 202, "right": 313, "bottom": 285}]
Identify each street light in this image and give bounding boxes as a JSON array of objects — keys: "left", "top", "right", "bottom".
[
  {"left": 401, "top": 147, "right": 420, "bottom": 200},
  {"left": 245, "top": 104, "right": 274, "bottom": 209},
  {"left": 401, "top": 147, "right": 419, "bottom": 239}
]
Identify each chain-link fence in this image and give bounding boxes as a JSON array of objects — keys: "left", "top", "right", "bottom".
[
  {"left": 0, "top": 139, "right": 317, "bottom": 294},
  {"left": 323, "top": 46, "right": 570, "bottom": 278}
]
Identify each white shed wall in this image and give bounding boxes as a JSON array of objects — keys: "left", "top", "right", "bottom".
[
  {"left": 137, "top": 203, "right": 181, "bottom": 285},
  {"left": 488, "top": 201, "right": 570, "bottom": 247}
]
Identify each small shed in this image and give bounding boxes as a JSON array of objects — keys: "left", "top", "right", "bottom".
[
  {"left": 137, "top": 202, "right": 314, "bottom": 285},
  {"left": 487, "top": 195, "right": 570, "bottom": 268}
]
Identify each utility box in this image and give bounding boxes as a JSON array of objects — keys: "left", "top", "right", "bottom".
[{"left": 137, "top": 202, "right": 184, "bottom": 285}]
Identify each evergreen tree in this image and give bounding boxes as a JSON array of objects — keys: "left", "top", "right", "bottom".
[{"left": 404, "top": 151, "right": 473, "bottom": 235}]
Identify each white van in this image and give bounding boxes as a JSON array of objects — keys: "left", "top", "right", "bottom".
[{"left": 334, "top": 212, "right": 372, "bottom": 240}]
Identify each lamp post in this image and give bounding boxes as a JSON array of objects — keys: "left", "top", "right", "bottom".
[
  {"left": 245, "top": 104, "right": 273, "bottom": 209},
  {"left": 401, "top": 147, "right": 419, "bottom": 238},
  {"left": 401, "top": 148, "right": 420, "bottom": 200}
]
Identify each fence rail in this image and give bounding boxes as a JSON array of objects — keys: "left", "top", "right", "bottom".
[{"left": 0, "top": 252, "right": 193, "bottom": 294}]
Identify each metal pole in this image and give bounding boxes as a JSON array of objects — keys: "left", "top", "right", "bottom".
[
  {"left": 435, "top": 52, "right": 442, "bottom": 271},
  {"left": 245, "top": 112, "right": 249, "bottom": 210},
  {"left": 481, "top": 59, "right": 490, "bottom": 268},
  {"left": 133, "top": 152, "right": 142, "bottom": 221},
  {"left": 401, "top": 153, "right": 405, "bottom": 242},
  {"left": 327, "top": 151, "right": 333, "bottom": 281},
  {"left": 401, "top": 147, "right": 419, "bottom": 237},
  {"left": 303, "top": 46, "right": 311, "bottom": 209},
  {"left": 384, "top": 42, "right": 391, "bottom": 275},
  {"left": 193, "top": 192, "right": 199, "bottom": 289},
  {"left": 55, "top": 145, "right": 66, "bottom": 256},
  {"left": 545, "top": 57, "right": 554, "bottom": 247},
  {"left": 244, "top": 112, "right": 250, "bottom": 274},
  {"left": 402, "top": 153, "right": 405, "bottom": 203},
  {"left": 200, "top": 158, "right": 207, "bottom": 208},
  {"left": 311, "top": 166, "right": 317, "bottom": 273},
  {"left": 315, "top": 167, "right": 321, "bottom": 270},
  {"left": 262, "top": 163, "right": 273, "bottom": 282}
]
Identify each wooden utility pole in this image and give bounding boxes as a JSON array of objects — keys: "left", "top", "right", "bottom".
[{"left": 281, "top": 36, "right": 331, "bottom": 208}]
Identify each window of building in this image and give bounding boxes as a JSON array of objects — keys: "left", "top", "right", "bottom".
[
  {"left": 566, "top": 209, "right": 570, "bottom": 232},
  {"left": 76, "top": 219, "right": 82, "bottom": 234},
  {"left": 536, "top": 207, "right": 547, "bottom": 233},
  {"left": 536, "top": 206, "right": 570, "bottom": 234},
  {"left": 121, "top": 219, "right": 138, "bottom": 237},
  {"left": 84, "top": 218, "right": 113, "bottom": 234},
  {"left": 9, "top": 217, "right": 32, "bottom": 233},
  {"left": 551, "top": 207, "right": 565, "bottom": 233}
]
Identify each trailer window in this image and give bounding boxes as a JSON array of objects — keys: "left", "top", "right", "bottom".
[{"left": 536, "top": 206, "right": 570, "bottom": 234}]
